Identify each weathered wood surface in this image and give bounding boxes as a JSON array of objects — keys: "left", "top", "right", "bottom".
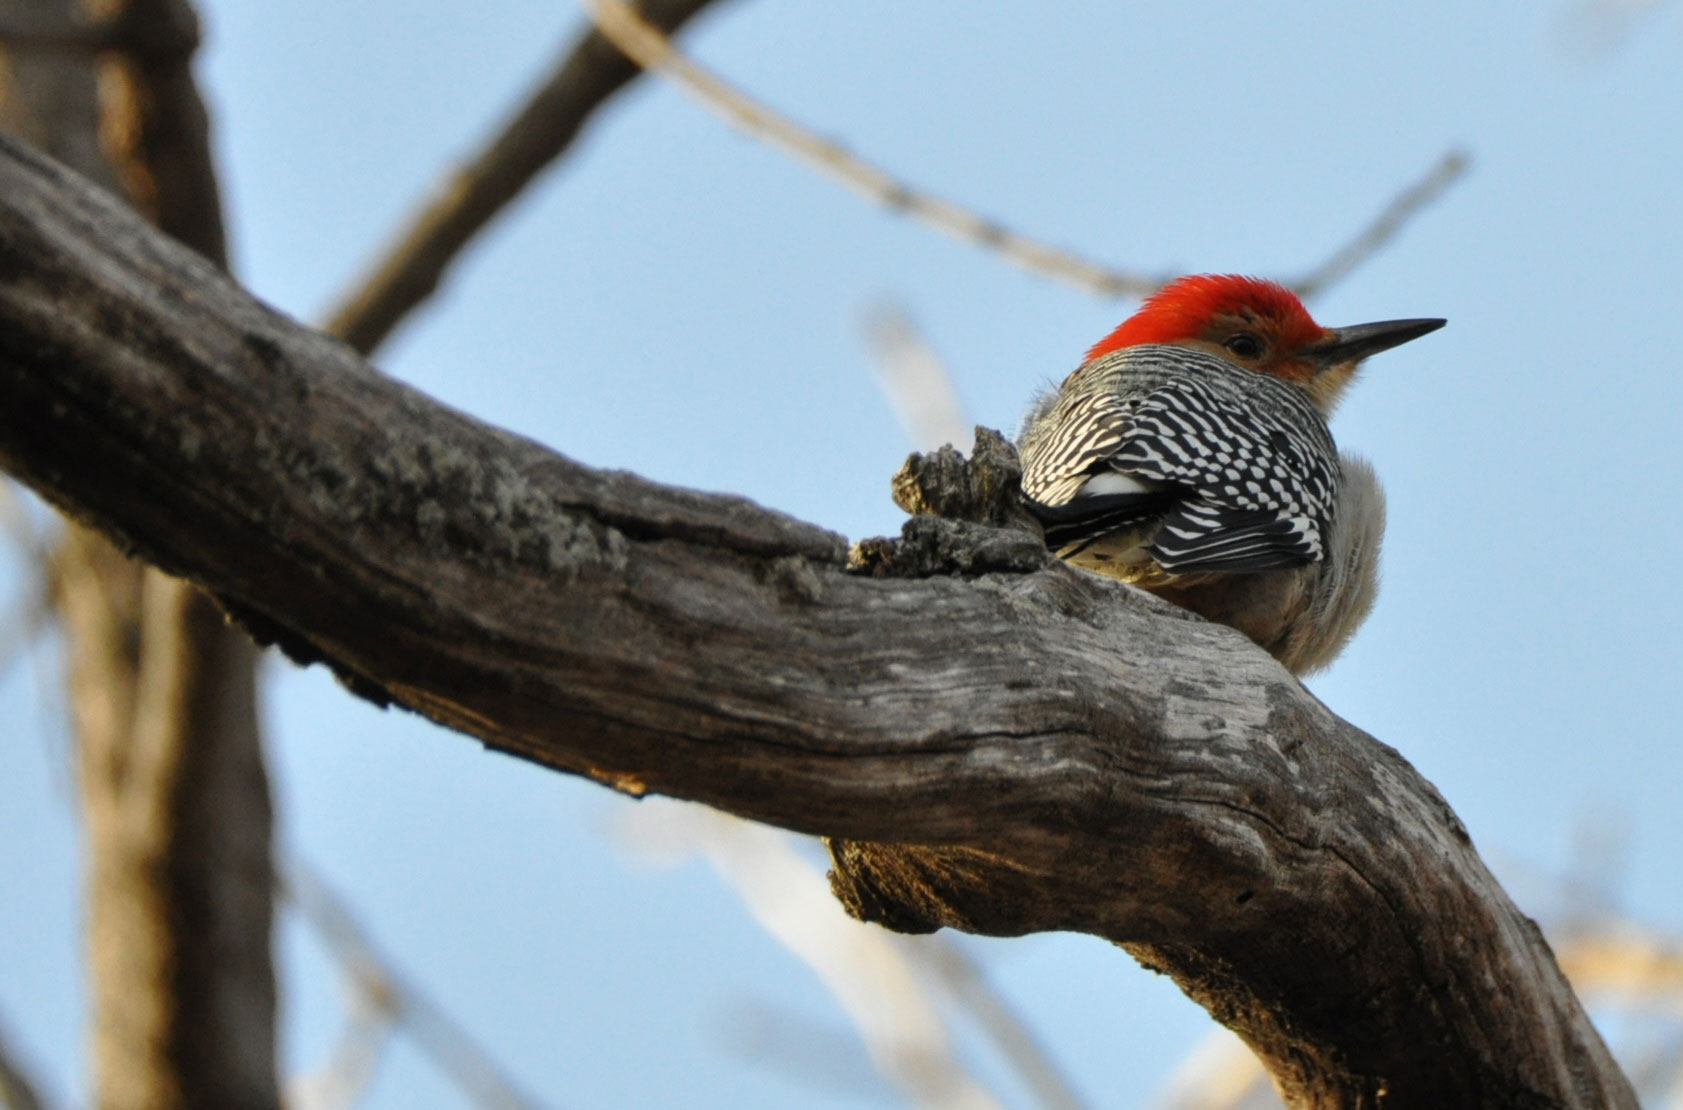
[{"left": 0, "top": 134, "right": 1633, "bottom": 1108}]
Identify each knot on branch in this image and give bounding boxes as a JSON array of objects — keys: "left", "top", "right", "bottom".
[
  {"left": 890, "top": 426, "right": 1034, "bottom": 526},
  {"left": 849, "top": 516, "right": 1048, "bottom": 578},
  {"left": 848, "top": 427, "right": 1048, "bottom": 579}
]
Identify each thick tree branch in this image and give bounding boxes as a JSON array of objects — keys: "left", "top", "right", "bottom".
[{"left": 0, "top": 136, "right": 1634, "bottom": 1108}]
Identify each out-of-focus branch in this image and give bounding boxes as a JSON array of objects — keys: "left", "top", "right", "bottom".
[
  {"left": 286, "top": 989, "right": 393, "bottom": 1110},
  {"left": 864, "top": 303, "right": 971, "bottom": 453},
  {"left": 0, "top": 3, "right": 277, "bottom": 1106},
  {"left": 1558, "top": 930, "right": 1683, "bottom": 1013},
  {"left": 910, "top": 938, "right": 1087, "bottom": 1110},
  {"left": 0, "top": 1012, "right": 48, "bottom": 1110},
  {"left": 0, "top": 481, "right": 49, "bottom": 682},
  {"left": 1558, "top": 0, "right": 1673, "bottom": 61},
  {"left": 0, "top": 1, "right": 226, "bottom": 262},
  {"left": 1288, "top": 149, "right": 1469, "bottom": 301},
  {"left": 279, "top": 861, "right": 541, "bottom": 1110},
  {"left": 0, "top": 481, "right": 42, "bottom": 560},
  {"left": 322, "top": 0, "right": 735, "bottom": 355},
  {"left": 1151, "top": 1027, "right": 1273, "bottom": 1110},
  {"left": 625, "top": 803, "right": 1004, "bottom": 1109},
  {"left": 0, "top": 587, "right": 49, "bottom": 682},
  {"left": 578, "top": 0, "right": 1168, "bottom": 299},
  {"left": 89, "top": 0, "right": 228, "bottom": 267}
]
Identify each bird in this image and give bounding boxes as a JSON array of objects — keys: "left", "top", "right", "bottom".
[{"left": 1016, "top": 274, "right": 1443, "bottom": 674}]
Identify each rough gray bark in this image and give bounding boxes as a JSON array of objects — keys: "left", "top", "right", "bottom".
[{"left": 0, "top": 134, "right": 1636, "bottom": 1109}]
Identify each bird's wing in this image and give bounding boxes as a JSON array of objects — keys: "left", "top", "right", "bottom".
[
  {"left": 1019, "top": 387, "right": 1173, "bottom": 553},
  {"left": 1021, "top": 370, "right": 1340, "bottom": 575},
  {"left": 1148, "top": 505, "right": 1321, "bottom": 573},
  {"left": 1019, "top": 388, "right": 1136, "bottom": 505},
  {"left": 1026, "top": 488, "right": 1173, "bottom": 553},
  {"left": 1108, "top": 374, "right": 1339, "bottom": 573}
]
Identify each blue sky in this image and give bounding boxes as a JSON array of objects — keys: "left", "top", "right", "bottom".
[{"left": 3, "top": 1, "right": 1683, "bottom": 1106}]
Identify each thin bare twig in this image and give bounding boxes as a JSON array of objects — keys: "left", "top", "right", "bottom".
[
  {"left": 579, "top": 0, "right": 1465, "bottom": 304},
  {"left": 577, "top": 0, "right": 1168, "bottom": 299},
  {"left": 278, "top": 860, "right": 542, "bottom": 1110},
  {"left": 323, "top": 0, "right": 1461, "bottom": 362},
  {"left": 1289, "top": 149, "right": 1469, "bottom": 300},
  {"left": 321, "top": 0, "right": 734, "bottom": 355}
]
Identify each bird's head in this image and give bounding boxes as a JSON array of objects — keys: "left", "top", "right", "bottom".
[{"left": 1086, "top": 274, "right": 1445, "bottom": 413}]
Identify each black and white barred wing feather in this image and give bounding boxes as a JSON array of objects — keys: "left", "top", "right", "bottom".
[{"left": 1019, "top": 349, "right": 1341, "bottom": 576}]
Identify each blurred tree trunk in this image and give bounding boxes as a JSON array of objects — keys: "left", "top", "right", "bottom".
[{"left": 0, "top": 2, "right": 277, "bottom": 1107}]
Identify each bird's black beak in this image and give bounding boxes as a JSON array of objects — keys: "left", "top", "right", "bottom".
[{"left": 1308, "top": 317, "right": 1445, "bottom": 369}]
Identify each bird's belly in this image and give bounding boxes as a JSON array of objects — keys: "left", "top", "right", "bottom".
[{"left": 1146, "top": 569, "right": 1308, "bottom": 650}]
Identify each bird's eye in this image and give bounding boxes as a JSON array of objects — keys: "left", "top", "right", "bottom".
[{"left": 1224, "top": 333, "right": 1265, "bottom": 360}]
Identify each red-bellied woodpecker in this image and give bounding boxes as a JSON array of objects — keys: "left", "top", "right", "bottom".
[{"left": 1017, "top": 274, "right": 1443, "bottom": 674}]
